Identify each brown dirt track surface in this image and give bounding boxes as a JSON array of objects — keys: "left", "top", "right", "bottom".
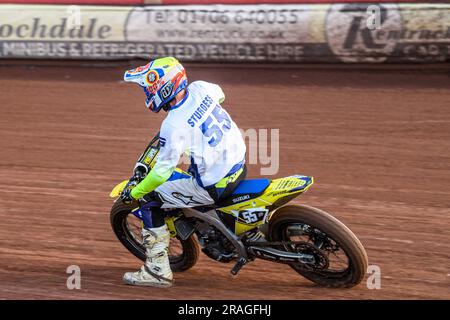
[{"left": 0, "top": 61, "right": 449, "bottom": 300}]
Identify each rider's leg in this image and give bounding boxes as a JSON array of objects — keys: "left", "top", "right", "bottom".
[
  {"left": 124, "top": 170, "right": 233, "bottom": 286},
  {"left": 154, "top": 175, "right": 214, "bottom": 209},
  {"left": 123, "top": 196, "right": 173, "bottom": 287}
]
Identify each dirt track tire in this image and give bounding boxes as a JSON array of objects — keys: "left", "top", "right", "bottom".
[
  {"left": 110, "top": 201, "right": 199, "bottom": 272},
  {"left": 268, "top": 204, "right": 368, "bottom": 288}
]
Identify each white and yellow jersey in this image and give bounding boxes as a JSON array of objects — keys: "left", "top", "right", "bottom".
[{"left": 156, "top": 81, "right": 246, "bottom": 188}]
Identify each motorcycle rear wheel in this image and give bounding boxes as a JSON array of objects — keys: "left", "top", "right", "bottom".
[
  {"left": 110, "top": 201, "right": 199, "bottom": 272},
  {"left": 268, "top": 204, "right": 368, "bottom": 288}
]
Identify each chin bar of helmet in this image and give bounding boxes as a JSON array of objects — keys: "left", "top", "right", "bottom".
[{"left": 154, "top": 97, "right": 175, "bottom": 113}]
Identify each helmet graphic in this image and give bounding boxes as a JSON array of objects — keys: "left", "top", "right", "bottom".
[{"left": 124, "top": 57, "right": 188, "bottom": 113}]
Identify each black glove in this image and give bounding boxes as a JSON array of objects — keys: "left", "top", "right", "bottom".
[{"left": 120, "top": 188, "right": 134, "bottom": 205}]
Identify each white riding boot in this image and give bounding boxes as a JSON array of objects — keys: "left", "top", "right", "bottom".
[{"left": 123, "top": 225, "right": 173, "bottom": 287}]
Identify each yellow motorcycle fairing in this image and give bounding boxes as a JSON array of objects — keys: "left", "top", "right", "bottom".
[{"left": 109, "top": 180, "right": 129, "bottom": 198}]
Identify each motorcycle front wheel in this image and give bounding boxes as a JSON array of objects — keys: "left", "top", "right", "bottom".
[{"left": 110, "top": 201, "right": 199, "bottom": 272}]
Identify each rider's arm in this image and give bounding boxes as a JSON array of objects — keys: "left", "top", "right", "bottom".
[
  {"left": 129, "top": 161, "right": 173, "bottom": 199},
  {"left": 130, "top": 123, "right": 186, "bottom": 199},
  {"left": 218, "top": 88, "right": 225, "bottom": 104},
  {"left": 196, "top": 81, "right": 225, "bottom": 104},
  {"left": 212, "top": 83, "right": 225, "bottom": 104}
]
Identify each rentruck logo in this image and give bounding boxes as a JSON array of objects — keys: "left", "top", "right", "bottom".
[
  {"left": 326, "top": 4, "right": 402, "bottom": 62},
  {"left": 0, "top": 18, "right": 111, "bottom": 40},
  {"left": 343, "top": 6, "right": 389, "bottom": 50}
]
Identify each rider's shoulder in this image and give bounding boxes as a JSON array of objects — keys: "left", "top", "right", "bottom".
[
  {"left": 188, "top": 80, "right": 219, "bottom": 91},
  {"left": 160, "top": 116, "right": 180, "bottom": 136}
]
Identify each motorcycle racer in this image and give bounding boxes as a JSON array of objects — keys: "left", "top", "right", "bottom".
[{"left": 120, "top": 57, "right": 247, "bottom": 287}]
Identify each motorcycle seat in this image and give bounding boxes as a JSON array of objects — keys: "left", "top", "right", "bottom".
[
  {"left": 216, "top": 178, "right": 271, "bottom": 207},
  {"left": 231, "top": 179, "right": 271, "bottom": 196}
]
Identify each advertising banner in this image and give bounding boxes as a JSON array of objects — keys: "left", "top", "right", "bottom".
[
  {"left": 0, "top": 1, "right": 429, "bottom": 4},
  {"left": 0, "top": 4, "right": 448, "bottom": 62}
]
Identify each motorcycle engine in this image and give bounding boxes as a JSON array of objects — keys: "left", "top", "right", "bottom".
[{"left": 194, "top": 221, "right": 237, "bottom": 263}]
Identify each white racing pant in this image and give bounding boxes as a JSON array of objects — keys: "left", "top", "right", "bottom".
[{"left": 155, "top": 174, "right": 214, "bottom": 209}]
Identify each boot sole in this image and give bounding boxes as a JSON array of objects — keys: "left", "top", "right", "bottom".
[{"left": 123, "top": 278, "right": 174, "bottom": 288}]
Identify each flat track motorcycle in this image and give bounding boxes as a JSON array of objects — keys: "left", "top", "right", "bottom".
[{"left": 110, "top": 133, "right": 368, "bottom": 288}]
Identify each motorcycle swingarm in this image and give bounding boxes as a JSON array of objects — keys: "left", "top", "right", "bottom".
[{"left": 247, "top": 246, "right": 316, "bottom": 265}]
